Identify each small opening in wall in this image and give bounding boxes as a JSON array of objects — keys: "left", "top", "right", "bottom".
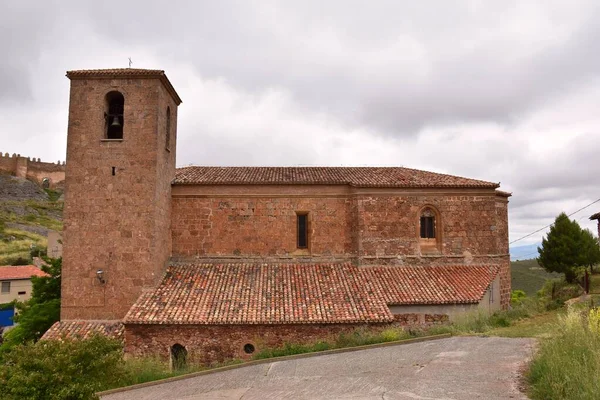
[
  {"left": 297, "top": 212, "right": 308, "bottom": 249},
  {"left": 243, "top": 343, "right": 255, "bottom": 354},
  {"left": 18, "top": 291, "right": 26, "bottom": 295},
  {"left": 170, "top": 343, "right": 187, "bottom": 370},
  {"left": 111, "top": 167, "right": 116, "bottom": 176},
  {"left": 42, "top": 177, "right": 50, "bottom": 189}
]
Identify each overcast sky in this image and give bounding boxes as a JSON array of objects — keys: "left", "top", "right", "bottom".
[{"left": 1, "top": 0, "right": 598, "bottom": 250}]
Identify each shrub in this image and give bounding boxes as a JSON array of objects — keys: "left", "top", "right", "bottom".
[
  {"left": 589, "top": 307, "right": 600, "bottom": 335},
  {"left": 8, "top": 256, "right": 31, "bottom": 266},
  {"left": 0, "top": 335, "right": 128, "bottom": 400},
  {"left": 510, "top": 290, "right": 527, "bottom": 306}
]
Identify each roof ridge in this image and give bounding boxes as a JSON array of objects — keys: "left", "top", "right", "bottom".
[{"left": 173, "top": 166, "right": 499, "bottom": 188}]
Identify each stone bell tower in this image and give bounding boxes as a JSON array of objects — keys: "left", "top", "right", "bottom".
[{"left": 61, "top": 69, "right": 182, "bottom": 320}]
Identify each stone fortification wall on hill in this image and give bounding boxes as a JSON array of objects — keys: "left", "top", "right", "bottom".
[{"left": 0, "top": 152, "right": 65, "bottom": 189}]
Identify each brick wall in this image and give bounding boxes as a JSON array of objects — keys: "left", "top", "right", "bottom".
[
  {"left": 61, "top": 75, "right": 178, "bottom": 320},
  {"left": 125, "top": 316, "right": 449, "bottom": 366}
]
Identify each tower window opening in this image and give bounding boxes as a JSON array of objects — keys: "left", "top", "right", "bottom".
[
  {"left": 166, "top": 107, "right": 171, "bottom": 150},
  {"left": 297, "top": 212, "right": 308, "bottom": 249},
  {"left": 105, "top": 91, "right": 124, "bottom": 139}
]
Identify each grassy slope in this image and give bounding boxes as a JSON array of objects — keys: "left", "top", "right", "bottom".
[
  {"left": 0, "top": 195, "right": 63, "bottom": 264},
  {"left": 511, "top": 259, "right": 561, "bottom": 296}
]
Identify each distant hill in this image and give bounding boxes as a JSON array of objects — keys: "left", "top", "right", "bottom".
[
  {"left": 510, "top": 243, "right": 540, "bottom": 261},
  {"left": 511, "top": 259, "right": 561, "bottom": 296}
]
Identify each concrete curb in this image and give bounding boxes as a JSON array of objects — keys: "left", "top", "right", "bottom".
[{"left": 97, "top": 333, "right": 452, "bottom": 397}]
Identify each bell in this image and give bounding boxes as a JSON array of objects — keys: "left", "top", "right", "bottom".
[{"left": 111, "top": 116, "right": 121, "bottom": 127}]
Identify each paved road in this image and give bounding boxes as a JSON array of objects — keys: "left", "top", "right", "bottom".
[{"left": 102, "top": 337, "right": 534, "bottom": 400}]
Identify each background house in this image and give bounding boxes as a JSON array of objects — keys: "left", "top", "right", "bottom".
[{"left": 0, "top": 265, "right": 49, "bottom": 327}]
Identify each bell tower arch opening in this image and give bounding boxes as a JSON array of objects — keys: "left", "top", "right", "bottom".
[{"left": 105, "top": 91, "right": 124, "bottom": 139}]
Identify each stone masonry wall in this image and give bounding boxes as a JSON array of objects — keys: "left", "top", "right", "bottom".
[
  {"left": 125, "top": 319, "right": 444, "bottom": 366},
  {"left": 171, "top": 190, "right": 355, "bottom": 260},
  {"left": 61, "top": 76, "right": 178, "bottom": 320},
  {"left": 0, "top": 152, "right": 65, "bottom": 188},
  {"left": 170, "top": 186, "right": 510, "bottom": 307}
]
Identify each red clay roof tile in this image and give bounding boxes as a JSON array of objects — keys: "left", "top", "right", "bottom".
[
  {"left": 123, "top": 263, "right": 499, "bottom": 325},
  {"left": 0, "top": 265, "right": 49, "bottom": 281},
  {"left": 173, "top": 166, "right": 499, "bottom": 188},
  {"left": 41, "top": 320, "right": 124, "bottom": 341},
  {"left": 361, "top": 265, "right": 499, "bottom": 305}
]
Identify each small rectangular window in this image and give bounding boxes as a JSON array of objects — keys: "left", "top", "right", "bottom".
[
  {"left": 1, "top": 281, "right": 10, "bottom": 294},
  {"left": 297, "top": 213, "right": 308, "bottom": 249},
  {"left": 18, "top": 291, "right": 26, "bottom": 295},
  {"left": 420, "top": 216, "right": 435, "bottom": 239}
]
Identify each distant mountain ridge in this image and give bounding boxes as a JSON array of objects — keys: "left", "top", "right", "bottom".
[{"left": 509, "top": 243, "right": 540, "bottom": 261}]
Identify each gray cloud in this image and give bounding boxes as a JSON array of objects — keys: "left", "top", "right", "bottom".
[{"left": 1, "top": 0, "right": 600, "bottom": 247}]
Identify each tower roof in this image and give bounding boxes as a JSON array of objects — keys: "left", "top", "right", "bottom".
[
  {"left": 591, "top": 212, "right": 600, "bottom": 221},
  {"left": 66, "top": 68, "right": 182, "bottom": 105}
]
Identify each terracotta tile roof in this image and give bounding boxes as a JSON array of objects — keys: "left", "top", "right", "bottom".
[
  {"left": 125, "top": 263, "right": 391, "bottom": 325},
  {"left": 173, "top": 166, "right": 499, "bottom": 188},
  {"left": 41, "top": 320, "right": 124, "bottom": 341},
  {"left": 66, "top": 68, "right": 182, "bottom": 105},
  {"left": 0, "top": 265, "right": 49, "bottom": 281},
  {"left": 590, "top": 212, "right": 600, "bottom": 220},
  {"left": 124, "top": 263, "right": 499, "bottom": 325},
  {"left": 361, "top": 265, "right": 499, "bottom": 305}
]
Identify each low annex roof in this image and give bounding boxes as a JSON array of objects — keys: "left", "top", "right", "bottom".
[
  {"left": 362, "top": 265, "right": 499, "bottom": 305},
  {"left": 42, "top": 320, "right": 124, "bottom": 341},
  {"left": 123, "top": 263, "right": 499, "bottom": 325},
  {"left": 0, "top": 265, "right": 49, "bottom": 281},
  {"left": 174, "top": 166, "right": 499, "bottom": 189}
]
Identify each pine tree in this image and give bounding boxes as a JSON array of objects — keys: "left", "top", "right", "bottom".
[{"left": 537, "top": 213, "right": 598, "bottom": 283}]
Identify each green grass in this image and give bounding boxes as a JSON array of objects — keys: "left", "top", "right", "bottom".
[
  {"left": 511, "top": 259, "right": 561, "bottom": 296},
  {"left": 527, "top": 307, "right": 600, "bottom": 400},
  {"left": 0, "top": 229, "right": 46, "bottom": 265},
  {"left": 590, "top": 273, "right": 600, "bottom": 294},
  {"left": 0, "top": 197, "right": 62, "bottom": 264},
  {"left": 253, "top": 327, "right": 413, "bottom": 360}
]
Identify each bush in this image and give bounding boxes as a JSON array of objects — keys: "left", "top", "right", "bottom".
[
  {"left": 0, "top": 257, "right": 62, "bottom": 354},
  {"left": 537, "top": 278, "right": 583, "bottom": 310},
  {"left": 510, "top": 290, "right": 527, "bottom": 306},
  {"left": 8, "top": 256, "right": 31, "bottom": 266},
  {"left": 527, "top": 308, "right": 600, "bottom": 399},
  {"left": 0, "top": 335, "right": 128, "bottom": 400}
]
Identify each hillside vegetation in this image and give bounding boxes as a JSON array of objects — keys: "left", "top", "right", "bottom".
[
  {"left": 0, "top": 174, "right": 62, "bottom": 264},
  {"left": 511, "top": 259, "right": 561, "bottom": 296}
]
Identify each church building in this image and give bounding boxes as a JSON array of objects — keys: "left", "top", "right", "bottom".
[{"left": 44, "top": 69, "right": 511, "bottom": 365}]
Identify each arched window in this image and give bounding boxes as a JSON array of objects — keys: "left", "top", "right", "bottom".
[
  {"left": 105, "top": 91, "right": 124, "bottom": 139},
  {"left": 165, "top": 107, "right": 171, "bottom": 150},
  {"left": 419, "top": 206, "right": 441, "bottom": 253},
  {"left": 170, "top": 343, "right": 187, "bottom": 370},
  {"left": 42, "top": 178, "right": 50, "bottom": 189}
]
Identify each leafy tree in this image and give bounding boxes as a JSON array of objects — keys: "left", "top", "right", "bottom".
[
  {"left": 0, "top": 257, "right": 61, "bottom": 353},
  {"left": 537, "top": 213, "right": 600, "bottom": 283},
  {"left": 0, "top": 335, "right": 128, "bottom": 400},
  {"left": 578, "top": 228, "right": 600, "bottom": 272}
]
